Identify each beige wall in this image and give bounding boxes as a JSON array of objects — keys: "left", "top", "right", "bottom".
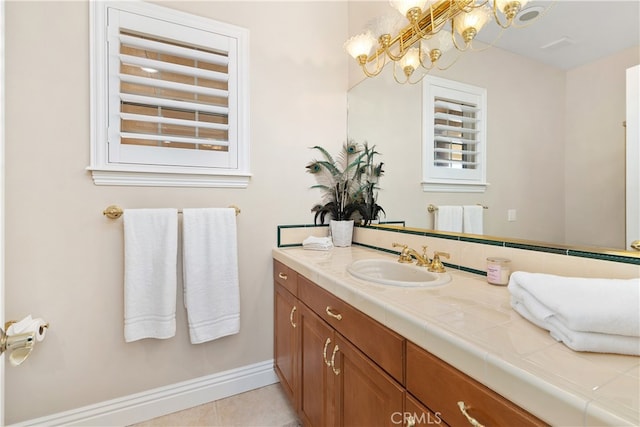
[
  {"left": 4, "top": 1, "right": 348, "bottom": 423},
  {"left": 565, "top": 46, "right": 640, "bottom": 248}
]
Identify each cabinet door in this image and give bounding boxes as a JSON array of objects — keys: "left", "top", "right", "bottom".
[
  {"left": 333, "top": 334, "right": 405, "bottom": 427},
  {"left": 274, "top": 283, "right": 299, "bottom": 408},
  {"left": 404, "top": 394, "right": 448, "bottom": 427},
  {"left": 299, "top": 303, "right": 335, "bottom": 427}
]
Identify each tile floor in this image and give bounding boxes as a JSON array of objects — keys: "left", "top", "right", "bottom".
[{"left": 130, "top": 383, "right": 300, "bottom": 427}]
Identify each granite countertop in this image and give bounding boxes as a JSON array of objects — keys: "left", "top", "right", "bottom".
[{"left": 273, "top": 246, "right": 640, "bottom": 427}]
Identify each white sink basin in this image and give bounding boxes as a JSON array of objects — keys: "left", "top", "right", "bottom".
[{"left": 347, "top": 259, "right": 451, "bottom": 288}]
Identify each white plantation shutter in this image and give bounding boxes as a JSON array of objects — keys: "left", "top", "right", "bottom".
[
  {"left": 422, "top": 76, "right": 487, "bottom": 192},
  {"left": 90, "top": 2, "right": 250, "bottom": 187}
]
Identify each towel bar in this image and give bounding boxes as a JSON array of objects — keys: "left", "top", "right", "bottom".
[
  {"left": 427, "top": 204, "right": 488, "bottom": 213},
  {"left": 103, "top": 205, "right": 241, "bottom": 219}
]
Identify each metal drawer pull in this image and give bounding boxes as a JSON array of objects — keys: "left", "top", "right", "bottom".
[
  {"left": 325, "top": 306, "right": 343, "bottom": 320},
  {"left": 278, "top": 272, "right": 288, "bottom": 280},
  {"left": 322, "top": 338, "right": 332, "bottom": 366},
  {"left": 289, "top": 306, "right": 297, "bottom": 328},
  {"left": 457, "top": 401, "right": 485, "bottom": 427},
  {"left": 330, "top": 344, "right": 340, "bottom": 375}
]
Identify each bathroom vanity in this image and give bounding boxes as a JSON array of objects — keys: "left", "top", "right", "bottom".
[{"left": 273, "top": 246, "right": 640, "bottom": 427}]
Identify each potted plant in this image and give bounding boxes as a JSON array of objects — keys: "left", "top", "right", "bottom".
[
  {"left": 306, "top": 141, "right": 368, "bottom": 246},
  {"left": 355, "top": 142, "right": 385, "bottom": 225}
]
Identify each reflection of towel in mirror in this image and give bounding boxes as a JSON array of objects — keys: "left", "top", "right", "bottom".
[
  {"left": 462, "top": 205, "right": 483, "bottom": 234},
  {"left": 508, "top": 271, "right": 640, "bottom": 355},
  {"left": 434, "top": 206, "right": 463, "bottom": 232}
]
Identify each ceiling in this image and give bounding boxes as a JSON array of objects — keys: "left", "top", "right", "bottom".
[{"left": 476, "top": 1, "right": 640, "bottom": 70}]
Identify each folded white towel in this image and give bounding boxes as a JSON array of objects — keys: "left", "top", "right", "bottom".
[
  {"left": 434, "top": 206, "right": 463, "bottom": 232},
  {"left": 508, "top": 271, "right": 640, "bottom": 337},
  {"left": 462, "top": 205, "right": 483, "bottom": 234},
  {"left": 123, "top": 209, "right": 178, "bottom": 342},
  {"left": 183, "top": 208, "right": 240, "bottom": 344},
  {"left": 511, "top": 298, "right": 640, "bottom": 355},
  {"left": 302, "top": 235, "right": 333, "bottom": 251}
]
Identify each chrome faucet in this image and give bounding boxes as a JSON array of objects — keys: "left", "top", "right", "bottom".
[{"left": 392, "top": 243, "right": 431, "bottom": 267}]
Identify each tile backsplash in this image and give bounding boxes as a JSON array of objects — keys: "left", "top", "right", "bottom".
[{"left": 277, "top": 224, "right": 640, "bottom": 279}]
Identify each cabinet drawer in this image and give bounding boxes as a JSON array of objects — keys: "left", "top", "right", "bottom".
[
  {"left": 274, "top": 260, "right": 298, "bottom": 295},
  {"left": 298, "top": 274, "right": 405, "bottom": 384},
  {"left": 406, "top": 342, "right": 546, "bottom": 427}
]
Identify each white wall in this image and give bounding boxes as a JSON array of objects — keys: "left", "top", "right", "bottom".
[{"left": 4, "top": 1, "right": 348, "bottom": 423}]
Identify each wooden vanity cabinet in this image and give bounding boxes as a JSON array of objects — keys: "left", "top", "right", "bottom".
[
  {"left": 297, "top": 274, "right": 405, "bottom": 384},
  {"left": 406, "top": 341, "right": 547, "bottom": 427},
  {"left": 274, "top": 260, "right": 405, "bottom": 427},
  {"left": 404, "top": 394, "right": 449, "bottom": 427},
  {"left": 273, "top": 261, "right": 299, "bottom": 409},
  {"left": 274, "top": 259, "right": 546, "bottom": 427}
]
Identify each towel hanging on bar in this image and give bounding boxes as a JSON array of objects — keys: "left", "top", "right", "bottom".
[{"left": 103, "top": 204, "right": 241, "bottom": 219}]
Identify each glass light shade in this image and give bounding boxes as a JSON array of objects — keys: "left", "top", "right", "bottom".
[
  {"left": 399, "top": 47, "right": 421, "bottom": 70},
  {"left": 389, "top": 0, "right": 428, "bottom": 17},
  {"left": 422, "top": 31, "right": 453, "bottom": 53},
  {"left": 344, "top": 32, "right": 377, "bottom": 59},
  {"left": 495, "top": 0, "right": 529, "bottom": 13},
  {"left": 454, "top": 6, "right": 491, "bottom": 36},
  {"left": 368, "top": 11, "right": 406, "bottom": 39}
]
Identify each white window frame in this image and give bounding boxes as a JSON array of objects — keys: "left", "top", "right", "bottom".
[
  {"left": 422, "top": 76, "right": 488, "bottom": 193},
  {"left": 89, "top": 1, "right": 251, "bottom": 187}
]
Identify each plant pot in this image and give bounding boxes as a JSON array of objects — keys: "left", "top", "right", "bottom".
[{"left": 330, "top": 220, "right": 354, "bottom": 247}]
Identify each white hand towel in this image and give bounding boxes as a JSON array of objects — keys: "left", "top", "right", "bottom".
[
  {"left": 302, "top": 235, "right": 334, "bottom": 251},
  {"left": 183, "top": 208, "right": 240, "bottom": 344},
  {"left": 123, "top": 209, "right": 178, "bottom": 342},
  {"left": 508, "top": 271, "right": 640, "bottom": 337},
  {"left": 462, "top": 205, "right": 483, "bottom": 234},
  {"left": 511, "top": 298, "right": 640, "bottom": 355},
  {"left": 434, "top": 206, "right": 463, "bottom": 232}
]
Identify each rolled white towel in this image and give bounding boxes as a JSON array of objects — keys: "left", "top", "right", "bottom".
[{"left": 508, "top": 271, "right": 640, "bottom": 337}]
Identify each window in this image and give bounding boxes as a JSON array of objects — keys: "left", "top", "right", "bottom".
[
  {"left": 89, "top": 1, "right": 250, "bottom": 187},
  {"left": 422, "top": 76, "right": 487, "bottom": 192}
]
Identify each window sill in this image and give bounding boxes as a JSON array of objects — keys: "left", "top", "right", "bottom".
[
  {"left": 421, "top": 181, "right": 489, "bottom": 193},
  {"left": 88, "top": 167, "right": 251, "bottom": 188}
]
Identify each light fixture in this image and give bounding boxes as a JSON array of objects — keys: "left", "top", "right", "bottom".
[{"left": 345, "top": 0, "right": 547, "bottom": 84}]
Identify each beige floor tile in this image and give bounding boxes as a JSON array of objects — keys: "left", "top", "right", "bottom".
[{"left": 131, "top": 383, "right": 300, "bottom": 427}]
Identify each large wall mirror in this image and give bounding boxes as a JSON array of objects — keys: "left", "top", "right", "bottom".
[{"left": 347, "top": 1, "right": 640, "bottom": 253}]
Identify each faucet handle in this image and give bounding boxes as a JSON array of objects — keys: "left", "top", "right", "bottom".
[
  {"left": 392, "top": 243, "right": 413, "bottom": 263},
  {"left": 429, "top": 251, "right": 450, "bottom": 273},
  {"left": 415, "top": 245, "right": 431, "bottom": 267}
]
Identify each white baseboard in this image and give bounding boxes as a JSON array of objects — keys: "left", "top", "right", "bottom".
[{"left": 11, "top": 359, "right": 278, "bottom": 427}]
